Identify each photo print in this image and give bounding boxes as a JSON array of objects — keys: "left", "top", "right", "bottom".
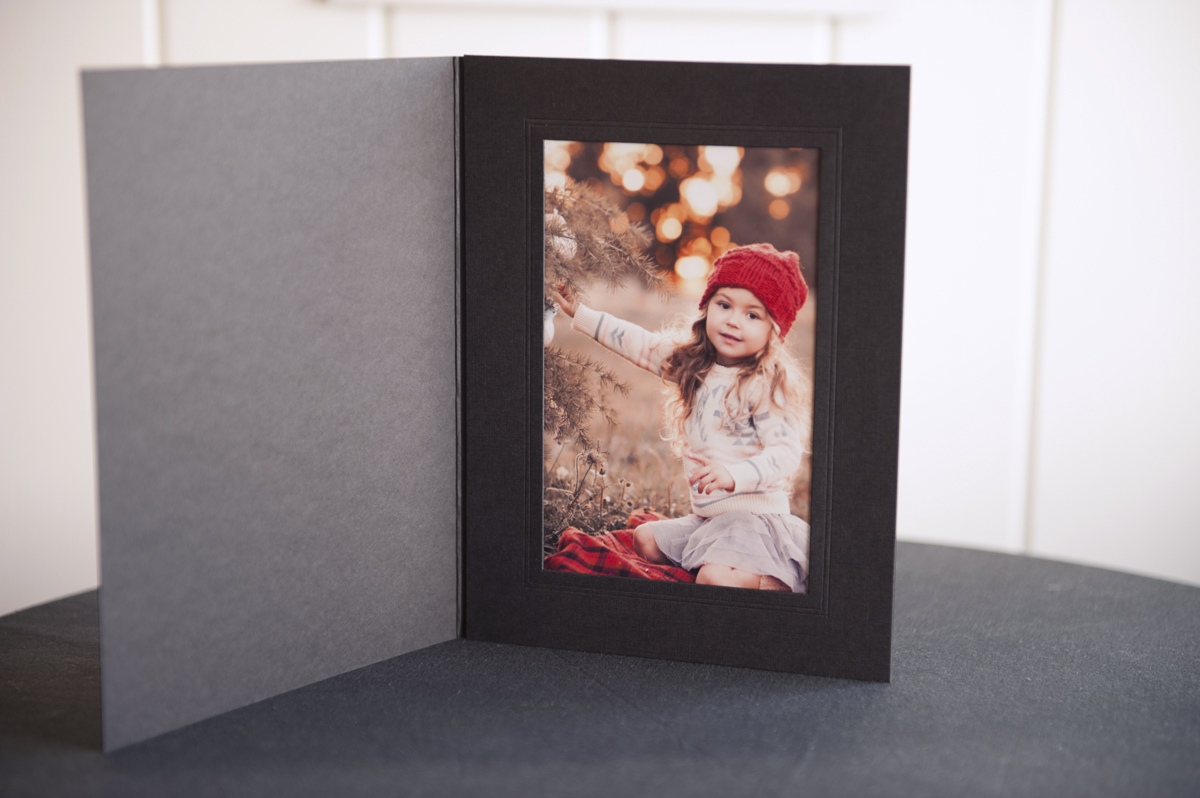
[{"left": 542, "top": 140, "right": 819, "bottom": 595}]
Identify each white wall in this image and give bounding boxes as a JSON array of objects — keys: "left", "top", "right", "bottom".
[
  {"left": 2, "top": 0, "right": 1198, "bottom": 615},
  {"left": 160, "top": 0, "right": 369, "bottom": 63},
  {"left": 840, "top": 0, "right": 1052, "bottom": 554},
  {"left": 1031, "top": 0, "right": 1200, "bottom": 585},
  {"left": 0, "top": 0, "right": 142, "bottom": 618}
]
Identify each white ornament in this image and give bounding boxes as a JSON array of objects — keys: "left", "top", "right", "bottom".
[{"left": 543, "top": 307, "right": 557, "bottom": 347}]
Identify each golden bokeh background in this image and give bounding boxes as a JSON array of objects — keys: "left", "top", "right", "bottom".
[{"left": 545, "top": 140, "right": 820, "bottom": 525}]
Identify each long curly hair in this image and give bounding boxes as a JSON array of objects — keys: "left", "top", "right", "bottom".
[{"left": 659, "top": 308, "right": 811, "bottom": 458}]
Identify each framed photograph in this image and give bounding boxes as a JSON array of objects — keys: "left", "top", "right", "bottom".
[
  {"left": 537, "top": 132, "right": 830, "bottom": 609},
  {"left": 462, "top": 57, "right": 908, "bottom": 681}
]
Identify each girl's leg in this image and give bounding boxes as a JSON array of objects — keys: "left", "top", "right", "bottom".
[
  {"left": 695, "top": 563, "right": 762, "bottom": 589},
  {"left": 633, "top": 525, "right": 671, "bottom": 564}
]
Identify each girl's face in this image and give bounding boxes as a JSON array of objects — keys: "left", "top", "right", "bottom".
[{"left": 705, "top": 287, "right": 774, "bottom": 367}]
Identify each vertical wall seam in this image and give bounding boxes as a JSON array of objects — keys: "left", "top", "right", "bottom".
[
  {"left": 811, "top": 16, "right": 835, "bottom": 63},
  {"left": 140, "top": 0, "right": 163, "bottom": 67},
  {"left": 366, "top": 4, "right": 388, "bottom": 58},
  {"left": 588, "top": 10, "right": 616, "bottom": 59},
  {"left": 1018, "top": 0, "right": 1062, "bottom": 555}
]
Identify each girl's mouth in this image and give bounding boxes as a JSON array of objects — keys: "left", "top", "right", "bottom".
[{"left": 720, "top": 333, "right": 741, "bottom": 344}]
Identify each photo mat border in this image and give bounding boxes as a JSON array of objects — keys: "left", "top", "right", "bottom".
[
  {"left": 527, "top": 121, "right": 840, "bottom": 615},
  {"left": 461, "top": 56, "right": 907, "bottom": 680}
]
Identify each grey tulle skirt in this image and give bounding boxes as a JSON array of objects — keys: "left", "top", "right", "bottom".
[{"left": 645, "top": 510, "right": 809, "bottom": 593}]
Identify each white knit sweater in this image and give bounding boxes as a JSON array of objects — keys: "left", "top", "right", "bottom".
[{"left": 572, "top": 304, "right": 803, "bottom": 518}]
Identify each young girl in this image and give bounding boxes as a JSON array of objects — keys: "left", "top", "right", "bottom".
[{"left": 551, "top": 243, "right": 811, "bottom": 593}]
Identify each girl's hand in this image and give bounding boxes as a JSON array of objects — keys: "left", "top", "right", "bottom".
[
  {"left": 550, "top": 283, "right": 579, "bottom": 319},
  {"left": 687, "top": 453, "right": 735, "bottom": 494}
]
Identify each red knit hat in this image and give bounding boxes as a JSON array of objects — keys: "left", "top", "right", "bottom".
[{"left": 699, "top": 243, "right": 808, "bottom": 338}]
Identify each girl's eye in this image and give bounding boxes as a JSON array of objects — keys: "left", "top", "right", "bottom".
[
  {"left": 748, "top": 312, "right": 760, "bottom": 320},
  {"left": 718, "top": 302, "right": 730, "bottom": 309}
]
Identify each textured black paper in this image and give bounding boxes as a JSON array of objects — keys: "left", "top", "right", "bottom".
[
  {"left": 461, "top": 57, "right": 908, "bottom": 680},
  {"left": 83, "top": 58, "right": 460, "bottom": 750}
]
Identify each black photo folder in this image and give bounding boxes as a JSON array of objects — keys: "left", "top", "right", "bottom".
[{"left": 82, "top": 55, "right": 908, "bottom": 750}]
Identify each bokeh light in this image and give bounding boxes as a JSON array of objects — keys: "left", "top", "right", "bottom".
[
  {"left": 765, "top": 167, "right": 804, "bottom": 198},
  {"left": 544, "top": 139, "right": 818, "bottom": 293},
  {"left": 675, "top": 254, "right": 709, "bottom": 280},
  {"left": 622, "top": 168, "right": 646, "bottom": 192},
  {"left": 700, "top": 145, "right": 742, "bottom": 176},
  {"left": 681, "top": 176, "right": 720, "bottom": 219},
  {"left": 765, "top": 170, "right": 792, "bottom": 197},
  {"left": 657, "top": 216, "right": 683, "bottom": 242}
]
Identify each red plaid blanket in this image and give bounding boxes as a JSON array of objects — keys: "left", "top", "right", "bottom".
[{"left": 544, "top": 510, "right": 696, "bottom": 583}]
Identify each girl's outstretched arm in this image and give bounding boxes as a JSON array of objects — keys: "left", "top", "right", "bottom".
[{"left": 551, "top": 283, "right": 674, "bottom": 376}]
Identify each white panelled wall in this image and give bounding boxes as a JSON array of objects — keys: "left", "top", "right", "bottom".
[
  {"left": 2, "top": 0, "right": 1197, "bottom": 615},
  {"left": 1, "top": 0, "right": 143, "bottom": 619},
  {"left": 1033, "top": 0, "right": 1200, "bottom": 585}
]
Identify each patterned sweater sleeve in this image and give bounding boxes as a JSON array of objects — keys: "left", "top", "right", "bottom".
[
  {"left": 571, "top": 304, "right": 675, "bottom": 377},
  {"left": 723, "top": 394, "right": 805, "bottom": 494}
]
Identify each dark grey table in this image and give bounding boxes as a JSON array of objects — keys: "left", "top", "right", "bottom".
[{"left": 2, "top": 543, "right": 1198, "bottom": 797}]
